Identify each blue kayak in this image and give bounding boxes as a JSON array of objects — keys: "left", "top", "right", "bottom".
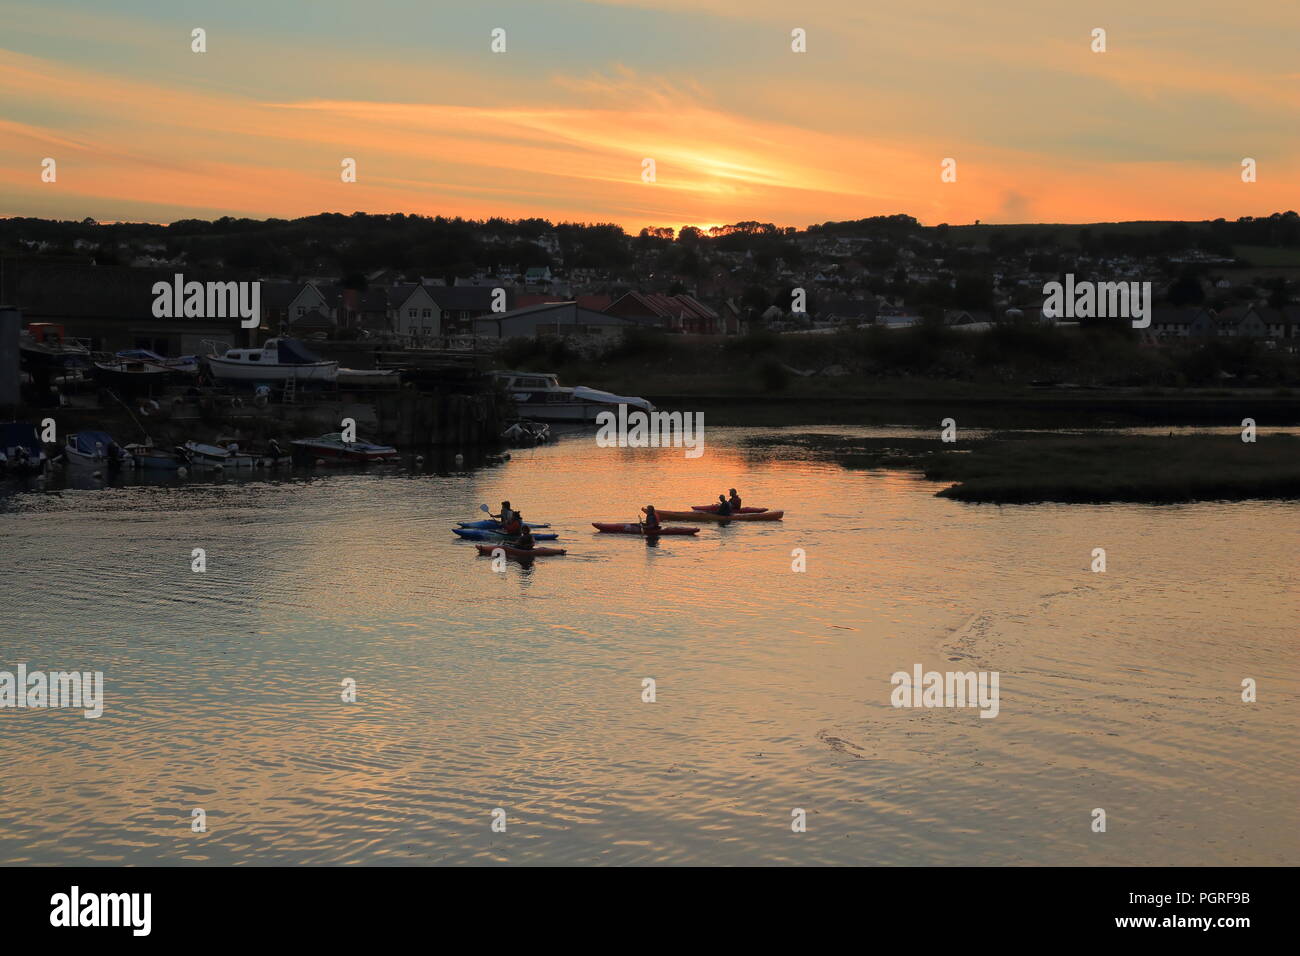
[
  {"left": 453, "top": 528, "right": 559, "bottom": 542},
  {"left": 457, "top": 519, "right": 551, "bottom": 530}
]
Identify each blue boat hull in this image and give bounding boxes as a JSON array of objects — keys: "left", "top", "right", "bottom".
[
  {"left": 453, "top": 528, "right": 558, "bottom": 541},
  {"left": 457, "top": 519, "right": 551, "bottom": 530}
]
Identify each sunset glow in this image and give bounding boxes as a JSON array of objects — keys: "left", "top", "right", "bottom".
[{"left": 2, "top": 0, "right": 1298, "bottom": 229}]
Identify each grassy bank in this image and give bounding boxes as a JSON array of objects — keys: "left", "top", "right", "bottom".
[
  {"left": 504, "top": 325, "right": 1300, "bottom": 395},
  {"left": 744, "top": 432, "right": 1300, "bottom": 504},
  {"left": 927, "top": 434, "right": 1300, "bottom": 503}
]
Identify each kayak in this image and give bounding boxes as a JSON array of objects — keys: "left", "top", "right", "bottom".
[
  {"left": 592, "top": 522, "right": 699, "bottom": 535},
  {"left": 458, "top": 519, "right": 551, "bottom": 530},
  {"left": 650, "top": 509, "right": 784, "bottom": 522},
  {"left": 453, "top": 528, "right": 559, "bottom": 541},
  {"left": 475, "top": 543, "right": 566, "bottom": 558},
  {"left": 691, "top": 504, "right": 768, "bottom": 514}
]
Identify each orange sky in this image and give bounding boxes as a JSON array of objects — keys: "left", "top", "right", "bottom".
[{"left": 2, "top": 0, "right": 1298, "bottom": 230}]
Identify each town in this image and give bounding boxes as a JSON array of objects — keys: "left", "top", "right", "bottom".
[{"left": 3, "top": 211, "right": 1299, "bottom": 358}]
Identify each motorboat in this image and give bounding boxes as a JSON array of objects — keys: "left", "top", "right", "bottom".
[
  {"left": 490, "top": 371, "right": 653, "bottom": 422},
  {"left": 0, "top": 423, "right": 49, "bottom": 476},
  {"left": 290, "top": 433, "right": 398, "bottom": 464},
  {"left": 115, "top": 348, "right": 200, "bottom": 374},
  {"left": 178, "top": 441, "right": 254, "bottom": 469},
  {"left": 125, "top": 441, "right": 185, "bottom": 471},
  {"left": 203, "top": 338, "right": 338, "bottom": 385},
  {"left": 501, "top": 420, "right": 551, "bottom": 445},
  {"left": 92, "top": 356, "right": 176, "bottom": 395},
  {"left": 63, "top": 431, "right": 131, "bottom": 469},
  {"left": 19, "top": 323, "right": 92, "bottom": 371}
]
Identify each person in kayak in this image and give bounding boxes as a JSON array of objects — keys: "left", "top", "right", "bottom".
[
  {"left": 492, "top": 501, "right": 517, "bottom": 525},
  {"left": 642, "top": 505, "right": 662, "bottom": 533},
  {"left": 727, "top": 488, "right": 742, "bottom": 511},
  {"left": 715, "top": 494, "right": 732, "bottom": 517},
  {"left": 501, "top": 510, "right": 523, "bottom": 535},
  {"left": 514, "top": 525, "right": 536, "bottom": 550}
]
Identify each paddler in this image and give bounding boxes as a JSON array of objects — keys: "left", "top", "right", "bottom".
[
  {"left": 641, "top": 505, "right": 662, "bottom": 534},
  {"left": 714, "top": 494, "right": 733, "bottom": 517},
  {"left": 514, "top": 525, "right": 536, "bottom": 550},
  {"left": 501, "top": 510, "right": 523, "bottom": 536},
  {"left": 492, "top": 500, "right": 517, "bottom": 526},
  {"left": 727, "top": 488, "right": 742, "bottom": 511}
]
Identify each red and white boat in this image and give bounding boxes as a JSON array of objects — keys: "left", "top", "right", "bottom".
[{"left": 290, "top": 433, "right": 398, "bottom": 464}]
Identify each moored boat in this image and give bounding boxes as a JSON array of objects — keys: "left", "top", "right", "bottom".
[
  {"left": 178, "top": 442, "right": 233, "bottom": 468},
  {"left": 290, "top": 433, "right": 398, "bottom": 464},
  {"left": 125, "top": 441, "right": 185, "bottom": 471},
  {"left": 63, "top": 431, "right": 130, "bottom": 469},
  {"left": 204, "top": 338, "right": 338, "bottom": 386},
  {"left": 0, "top": 423, "right": 49, "bottom": 476},
  {"left": 491, "top": 371, "right": 653, "bottom": 422},
  {"left": 92, "top": 357, "right": 176, "bottom": 396}
]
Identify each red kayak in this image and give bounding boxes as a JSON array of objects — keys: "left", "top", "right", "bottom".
[
  {"left": 592, "top": 522, "right": 699, "bottom": 536},
  {"left": 691, "top": 504, "right": 768, "bottom": 514},
  {"left": 475, "top": 544, "right": 566, "bottom": 558}
]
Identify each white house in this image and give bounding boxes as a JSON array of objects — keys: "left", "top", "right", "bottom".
[{"left": 387, "top": 285, "right": 441, "bottom": 339}]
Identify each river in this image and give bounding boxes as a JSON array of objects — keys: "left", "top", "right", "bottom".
[{"left": 0, "top": 426, "right": 1296, "bottom": 865}]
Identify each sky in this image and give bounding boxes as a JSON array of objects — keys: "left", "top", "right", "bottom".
[{"left": 1, "top": 0, "right": 1298, "bottom": 231}]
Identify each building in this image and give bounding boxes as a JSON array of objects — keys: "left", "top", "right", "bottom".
[
  {"left": 4, "top": 261, "right": 252, "bottom": 354},
  {"left": 471, "top": 301, "right": 638, "bottom": 340},
  {"left": 1149, "top": 307, "right": 1204, "bottom": 339},
  {"left": 424, "top": 285, "right": 516, "bottom": 334},
  {"left": 387, "top": 284, "right": 441, "bottom": 339},
  {"left": 604, "top": 291, "right": 723, "bottom": 333},
  {"left": 1215, "top": 304, "right": 1268, "bottom": 338}
]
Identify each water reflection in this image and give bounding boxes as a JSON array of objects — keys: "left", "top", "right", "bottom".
[{"left": 0, "top": 427, "right": 1296, "bottom": 865}]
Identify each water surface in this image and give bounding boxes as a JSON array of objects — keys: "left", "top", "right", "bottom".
[{"left": 1, "top": 427, "right": 1296, "bottom": 865}]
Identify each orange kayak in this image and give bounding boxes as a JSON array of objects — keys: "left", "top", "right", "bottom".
[
  {"left": 649, "top": 509, "right": 783, "bottom": 522},
  {"left": 692, "top": 504, "right": 768, "bottom": 514}
]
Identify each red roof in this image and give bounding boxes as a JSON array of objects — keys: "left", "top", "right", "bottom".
[{"left": 608, "top": 291, "right": 717, "bottom": 319}]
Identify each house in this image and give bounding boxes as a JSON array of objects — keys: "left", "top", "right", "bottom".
[
  {"left": 1251, "top": 305, "right": 1297, "bottom": 343},
  {"left": 387, "top": 284, "right": 441, "bottom": 339},
  {"left": 425, "top": 285, "right": 512, "bottom": 333},
  {"left": 471, "top": 302, "right": 638, "bottom": 340},
  {"left": 1215, "top": 304, "right": 1268, "bottom": 338},
  {"left": 522, "top": 266, "right": 553, "bottom": 292},
  {"left": 286, "top": 283, "right": 334, "bottom": 327},
  {"left": 604, "top": 291, "right": 722, "bottom": 334},
  {"left": 1150, "top": 307, "right": 1203, "bottom": 339}
]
